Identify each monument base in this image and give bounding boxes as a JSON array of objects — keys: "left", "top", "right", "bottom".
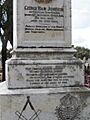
[
  {"left": 14, "top": 48, "right": 76, "bottom": 60},
  {"left": 0, "top": 82, "right": 90, "bottom": 120},
  {"left": 6, "top": 58, "right": 84, "bottom": 89}
]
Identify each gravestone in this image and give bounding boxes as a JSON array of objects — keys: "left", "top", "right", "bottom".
[
  {"left": 6, "top": 0, "right": 84, "bottom": 89},
  {"left": 0, "top": 0, "right": 90, "bottom": 120}
]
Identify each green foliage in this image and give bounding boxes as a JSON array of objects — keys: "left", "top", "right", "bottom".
[{"left": 74, "top": 46, "right": 90, "bottom": 60}]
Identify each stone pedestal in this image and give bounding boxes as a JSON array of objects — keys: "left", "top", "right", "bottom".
[
  {"left": 0, "top": 82, "right": 90, "bottom": 120},
  {"left": 0, "top": 0, "right": 90, "bottom": 120},
  {"left": 6, "top": 58, "right": 84, "bottom": 89}
]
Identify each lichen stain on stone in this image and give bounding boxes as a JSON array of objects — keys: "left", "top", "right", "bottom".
[
  {"left": 75, "top": 81, "right": 81, "bottom": 86},
  {"left": 68, "top": 65, "right": 76, "bottom": 72}
]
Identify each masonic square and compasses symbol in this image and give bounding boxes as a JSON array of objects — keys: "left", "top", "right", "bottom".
[{"left": 15, "top": 96, "right": 41, "bottom": 120}]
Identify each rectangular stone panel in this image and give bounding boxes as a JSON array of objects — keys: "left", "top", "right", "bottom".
[
  {"left": 0, "top": 83, "right": 90, "bottom": 120},
  {"left": 6, "top": 59, "right": 84, "bottom": 89},
  {"left": 14, "top": 0, "right": 71, "bottom": 48}
]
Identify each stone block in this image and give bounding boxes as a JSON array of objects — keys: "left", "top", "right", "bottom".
[
  {"left": 15, "top": 48, "right": 76, "bottom": 59},
  {"left": 13, "top": 0, "right": 71, "bottom": 48},
  {"left": 0, "top": 82, "right": 90, "bottom": 120},
  {"left": 6, "top": 58, "right": 84, "bottom": 89}
]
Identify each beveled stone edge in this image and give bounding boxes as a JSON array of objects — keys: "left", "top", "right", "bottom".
[
  {"left": 6, "top": 58, "right": 84, "bottom": 65},
  {"left": 13, "top": 48, "right": 76, "bottom": 54},
  {"left": 0, "top": 82, "right": 90, "bottom": 95}
]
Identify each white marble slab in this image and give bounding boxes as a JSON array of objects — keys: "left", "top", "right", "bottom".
[
  {"left": 13, "top": 0, "right": 71, "bottom": 48},
  {"left": 0, "top": 82, "right": 90, "bottom": 120},
  {"left": 6, "top": 59, "right": 84, "bottom": 89}
]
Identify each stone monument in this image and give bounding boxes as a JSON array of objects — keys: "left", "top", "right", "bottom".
[{"left": 0, "top": 0, "right": 90, "bottom": 120}]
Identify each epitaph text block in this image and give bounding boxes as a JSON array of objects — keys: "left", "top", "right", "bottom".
[
  {"left": 6, "top": 59, "right": 84, "bottom": 89},
  {"left": 14, "top": 0, "right": 71, "bottom": 48}
]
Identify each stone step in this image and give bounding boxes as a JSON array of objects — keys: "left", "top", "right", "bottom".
[{"left": 0, "top": 82, "right": 90, "bottom": 120}]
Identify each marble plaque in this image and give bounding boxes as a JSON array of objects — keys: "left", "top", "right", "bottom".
[
  {"left": 6, "top": 59, "right": 84, "bottom": 88},
  {"left": 14, "top": 0, "right": 71, "bottom": 48},
  {"left": 0, "top": 83, "right": 90, "bottom": 120}
]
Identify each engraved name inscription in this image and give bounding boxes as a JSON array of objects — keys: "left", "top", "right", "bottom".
[
  {"left": 24, "top": 6, "right": 64, "bottom": 34},
  {"left": 25, "top": 65, "right": 74, "bottom": 87}
]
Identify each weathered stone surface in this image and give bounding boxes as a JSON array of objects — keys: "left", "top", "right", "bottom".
[
  {"left": 0, "top": 82, "right": 90, "bottom": 120},
  {"left": 1, "top": 0, "right": 89, "bottom": 120},
  {"left": 13, "top": 0, "right": 71, "bottom": 48},
  {"left": 14, "top": 48, "right": 76, "bottom": 59},
  {"left": 6, "top": 59, "right": 84, "bottom": 89}
]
